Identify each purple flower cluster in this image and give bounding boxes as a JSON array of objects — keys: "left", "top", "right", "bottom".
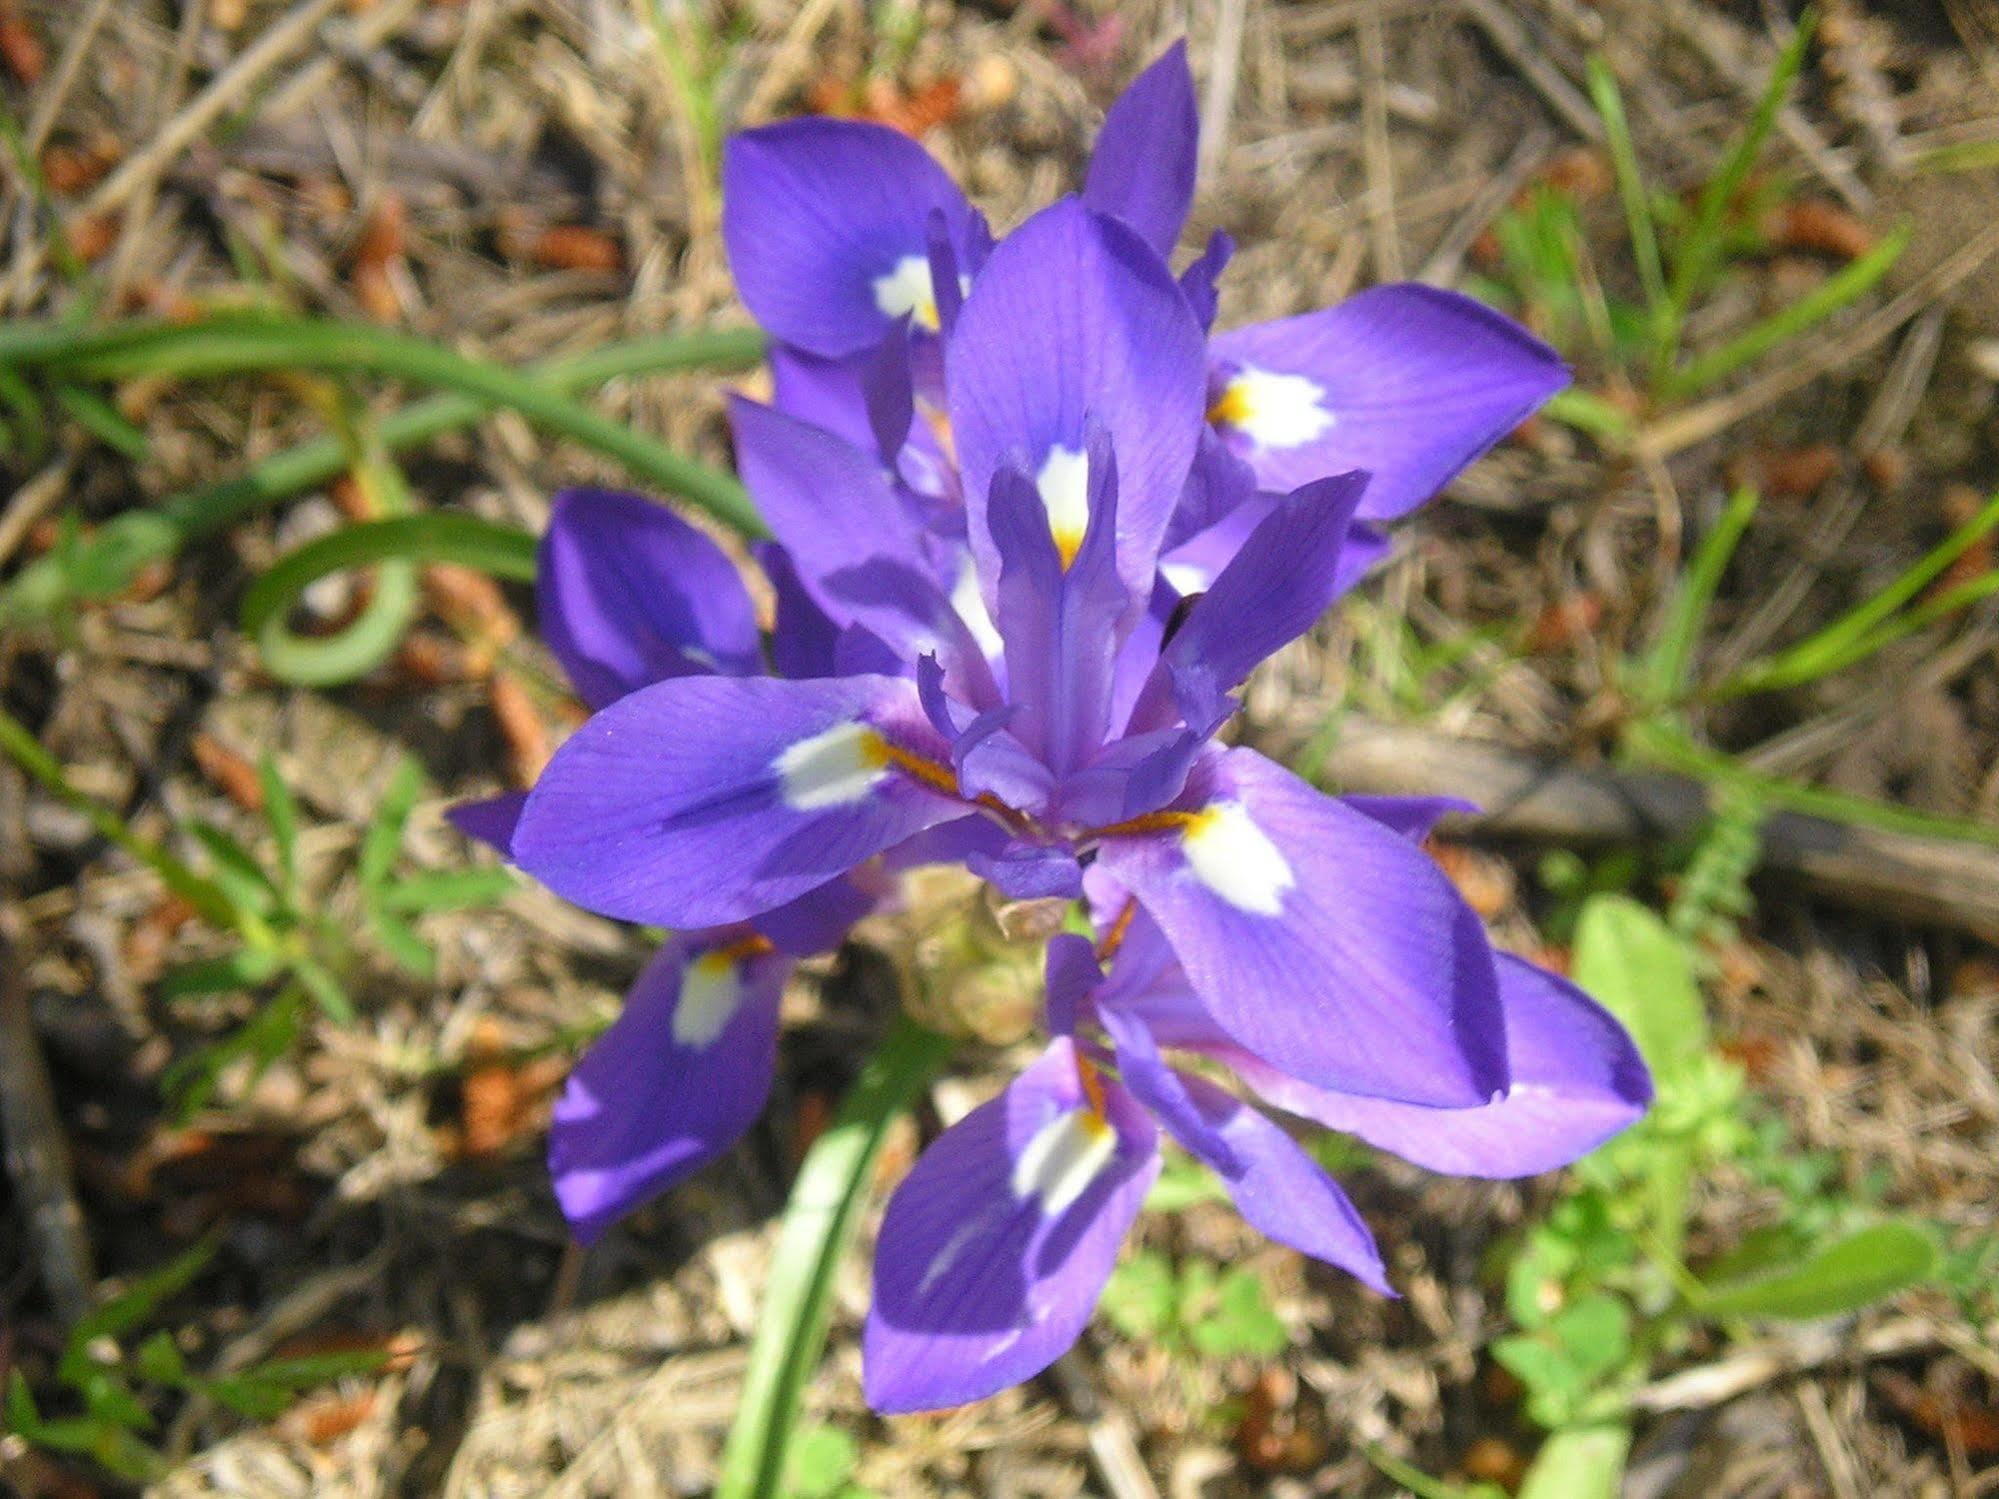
[{"left": 456, "top": 43, "right": 1651, "bottom": 1413}]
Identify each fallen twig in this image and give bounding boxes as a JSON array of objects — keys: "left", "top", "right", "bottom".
[
  {"left": 0, "top": 908, "right": 97, "bottom": 1325},
  {"left": 1292, "top": 718, "right": 1999, "bottom": 943}
]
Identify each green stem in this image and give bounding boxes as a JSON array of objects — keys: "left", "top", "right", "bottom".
[{"left": 715, "top": 1017, "right": 956, "bottom": 1499}]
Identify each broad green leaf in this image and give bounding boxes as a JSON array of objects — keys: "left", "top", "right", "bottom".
[
  {"left": 135, "top": 1331, "right": 190, "bottom": 1387},
  {"left": 1190, "top": 1270, "right": 1288, "bottom": 1360},
  {"left": 785, "top": 1424, "right": 859, "bottom": 1499},
  {"left": 1547, "top": 1295, "right": 1632, "bottom": 1381},
  {"left": 1570, "top": 895, "right": 1707, "bottom": 1080},
  {"left": 1698, "top": 1221, "right": 1937, "bottom": 1321},
  {"left": 1516, "top": 1423, "right": 1631, "bottom": 1499},
  {"left": 1100, "top": 1252, "right": 1177, "bottom": 1342}
]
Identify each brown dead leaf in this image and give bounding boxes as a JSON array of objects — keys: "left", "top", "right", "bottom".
[
  {"left": 1732, "top": 442, "right": 1841, "bottom": 503},
  {"left": 0, "top": 0, "right": 45, "bottom": 85},
  {"left": 487, "top": 670, "right": 549, "bottom": 785},
  {"left": 1525, "top": 591, "right": 1604, "bottom": 652},
  {"left": 1462, "top": 1436, "right": 1528, "bottom": 1489},
  {"left": 68, "top": 213, "right": 120, "bottom": 263},
  {"left": 350, "top": 195, "right": 405, "bottom": 324},
  {"left": 1935, "top": 483, "right": 1993, "bottom": 599},
  {"left": 191, "top": 733, "right": 265, "bottom": 812},
  {"left": 1767, "top": 198, "right": 1876, "bottom": 261},
  {"left": 289, "top": 1391, "right": 378, "bottom": 1446},
  {"left": 1427, "top": 842, "right": 1515, "bottom": 920},
  {"left": 524, "top": 224, "right": 624, "bottom": 274},
  {"left": 1873, "top": 1369, "right": 1999, "bottom": 1456}
]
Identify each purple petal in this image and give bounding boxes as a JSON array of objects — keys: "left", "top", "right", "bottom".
[
  {"left": 1153, "top": 470, "right": 1372, "bottom": 733},
  {"left": 1209, "top": 284, "right": 1567, "bottom": 518},
  {"left": 1243, "top": 953, "right": 1651, "bottom": 1178},
  {"left": 767, "top": 342, "right": 878, "bottom": 452},
  {"left": 722, "top": 119, "right": 979, "bottom": 357},
  {"left": 550, "top": 936, "right": 787, "bottom": 1242},
  {"left": 1043, "top": 933, "right": 1103, "bottom": 1038},
  {"left": 1082, "top": 40, "right": 1199, "bottom": 257},
  {"left": 447, "top": 792, "right": 527, "bottom": 858},
  {"left": 950, "top": 199, "right": 1207, "bottom": 611},
  {"left": 758, "top": 542, "right": 844, "bottom": 681},
  {"left": 1177, "top": 230, "right": 1233, "bottom": 330},
  {"left": 538, "top": 488, "right": 761, "bottom": 707},
  {"left": 1169, "top": 1071, "right": 1392, "bottom": 1294},
  {"left": 988, "top": 436, "right": 1127, "bottom": 776},
  {"left": 863, "top": 1038, "right": 1159, "bottom": 1412},
  {"left": 1097, "top": 1002, "right": 1238, "bottom": 1171},
  {"left": 967, "top": 839, "right": 1084, "bottom": 900},
  {"left": 1095, "top": 747, "right": 1507, "bottom": 1107},
  {"left": 751, "top": 872, "right": 880, "bottom": 957},
  {"left": 1343, "top": 794, "right": 1477, "bottom": 842},
  {"left": 511, "top": 674, "right": 967, "bottom": 928},
  {"left": 729, "top": 397, "right": 934, "bottom": 611}
]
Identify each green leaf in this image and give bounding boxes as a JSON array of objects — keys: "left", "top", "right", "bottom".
[
  {"left": 1570, "top": 895, "right": 1707, "bottom": 1080},
  {"left": 360, "top": 760, "right": 425, "bottom": 892},
  {"left": 375, "top": 868, "right": 515, "bottom": 913},
  {"left": 1546, "top": 1295, "right": 1632, "bottom": 1380},
  {"left": 1190, "top": 1269, "right": 1288, "bottom": 1360},
  {"left": 163, "top": 983, "right": 307, "bottom": 1120},
  {"left": 134, "top": 1331, "right": 190, "bottom": 1387},
  {"left": 1698, "top": 1221, "right": 1937, "bottom": 1321},
  {"left": 187, "top": 822, "right": 280, "bottom": 915},
  {"left": 161, "top": 946, "right": 284, "bottom": 1000},
  {"left": 1100, "top": 1251, "right": 1178, "bottom": 1342},
  {"left": 366, "top": 905, "right": 436, "bottom": 978},
  {"left": 257, "top": 753, "right": 301, "bottom": 897},
  {"left": 785, "top": 1424, "right": 860, "bottom": 1499},
  {"left": 62, "top": 1238, "right": 220, "bottom": 1381},
  {"left": 1516, "top": 1423, "right": 1631, "bottom": 1499},
  {"left": 290, "top": 956, "right": 356, "bottom": 1024},
  {"left": 1638, "top": 486, "right": 1758, "bottom": 705},
  {"left": 715, "top": 1019, "right": 954, "bottom": 1499}
]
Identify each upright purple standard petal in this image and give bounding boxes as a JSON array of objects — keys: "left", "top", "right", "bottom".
[
  {"left": 538, "top": 488, "right": 761, "bottom": 707},
  {"left": 1136, "top": 470, "right": 1370, "bottom": 734},
  {"left": 1245, "top": 954, "right": 1652, "bottom": 1177},
  {"left": 864, "top": 1039, "right": 1158, "bottom": 1412},
  {"left": 1208, "top": 284, "right": 1568, "bottom": 518},
  {"left": 1096, "top": 747, "right": 1507, "bottom": 1107},
  {"left": 549, "top": 936, "right": 787, "bottom": 1242},
  {"left": 511, "top": 675, "right": 967, "bottom": 928},
  {"left": 722, "top": 119, "right": 979, "bottom": 357},
  {"left": 950, "top": 199, "right": 1206, "bottom": 610},
  {"left": 1082, "top": 40, "right": 1199, "bottom": 258}
]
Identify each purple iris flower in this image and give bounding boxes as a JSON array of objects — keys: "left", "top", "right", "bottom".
[
  {"left": 470, "top": 37, "right": 1649, "bottom": 1414},
  {"left": 720, "top": 39, "right": 1570, "bottom": 604},
  {"left": 449, "top": 489, "right": 926, "bottom": 1241}
]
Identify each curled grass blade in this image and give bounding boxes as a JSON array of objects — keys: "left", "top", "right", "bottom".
[
  {"left": 0, "top": 324, "right": 765, "bottom": 622},
  {"left": 715, "top": 1017, "right": 955, "bottom": 1499}
]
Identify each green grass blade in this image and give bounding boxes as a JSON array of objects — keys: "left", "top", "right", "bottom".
[
  {"left": 1658, "top": 7, "right": 1819, "bottom": 373},
  {"left": 1666, "top": 223, "right": 1908, "bottom": 399},
  {"left": 1719, "top": 485, "right": 1999, "bottom": 696},
  {"left": 1585, "top": 59, "right": 1667, "bottom": 327},
  {"left": 715, "top": 1017, "right": 955, "bottom": 1499},
  {"left": 0, "top": 704, "right": 243, "bottom": 930},
  {"left": 52, "top": 386, "right": 151, "bottom": 463},
  {"left": 1638, "top": 486, "right": 1759, "bottom": 706},
  {"left": 0, "top": 323, "right": 765, "bottom": 623}
]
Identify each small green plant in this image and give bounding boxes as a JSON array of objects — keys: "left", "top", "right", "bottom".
[
  {"left": 1484, "top": 888, "right": 1939, "bottom": 1497},
  {"left": 1101, "top": 1249, "right": 1290, "bottom": 1363},
  {"left": 1, "top": 1239, "right": 385, "bottom": 1481},
  {"left": 782, "top": 1424, "right": 880, "bottom": 1499}
]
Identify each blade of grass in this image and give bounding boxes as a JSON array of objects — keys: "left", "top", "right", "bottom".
[
  {"left": 1585, "top": 59, "right": 1667, "bottom": 331},
  {"left": 1655, "top": 7, "right": 1819, "bottom": 380},
  {"left": 0, "top": 323, "right": 766, "bottom": 622},
  {"left": 1666, "top": 223, "right": 1909, "bottom": 399},
  {"left": 0, "top": 704, "right": 251, "bottom": 932},
  {"left": 1637, "top": 486, "right": 1759, "bottom": 706},
  {"left": 714, "top": 1016, "right": 955, "bottom": 1499},
  {"left": 1717, "top": 485, "right": 1999, "bottom": 696},
  {"left": 19, "top": 316, "right": 762, "bottom": 533}
]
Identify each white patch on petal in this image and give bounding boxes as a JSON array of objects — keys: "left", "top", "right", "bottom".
[
  {"left": 1036, "top": 445, "right": 1091, "bottom": 565},
  {"left": 872, "top": 255, "right": 942, "bottom": 333},
  {"left": 1182, "top": 801, "right": 1295, "bottom": 916},
  {"left": 1010, "top": 1108, "right": 1117, "bottom": 1216},
  {"left": 1159, "top": 560, "right": 1210, "bottom": 597},
  {"left": 1214, "top": 367, "right": 1334, "bottom": 450},
  {"left": 672, "top": 950, "right": 743, "bottom": 1047},
  {"left": 951, "top": 554, "right": 1004, "bottom": 661},
  {"left": 774, "top": 720, "right": 890, "bottom": 810}
]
